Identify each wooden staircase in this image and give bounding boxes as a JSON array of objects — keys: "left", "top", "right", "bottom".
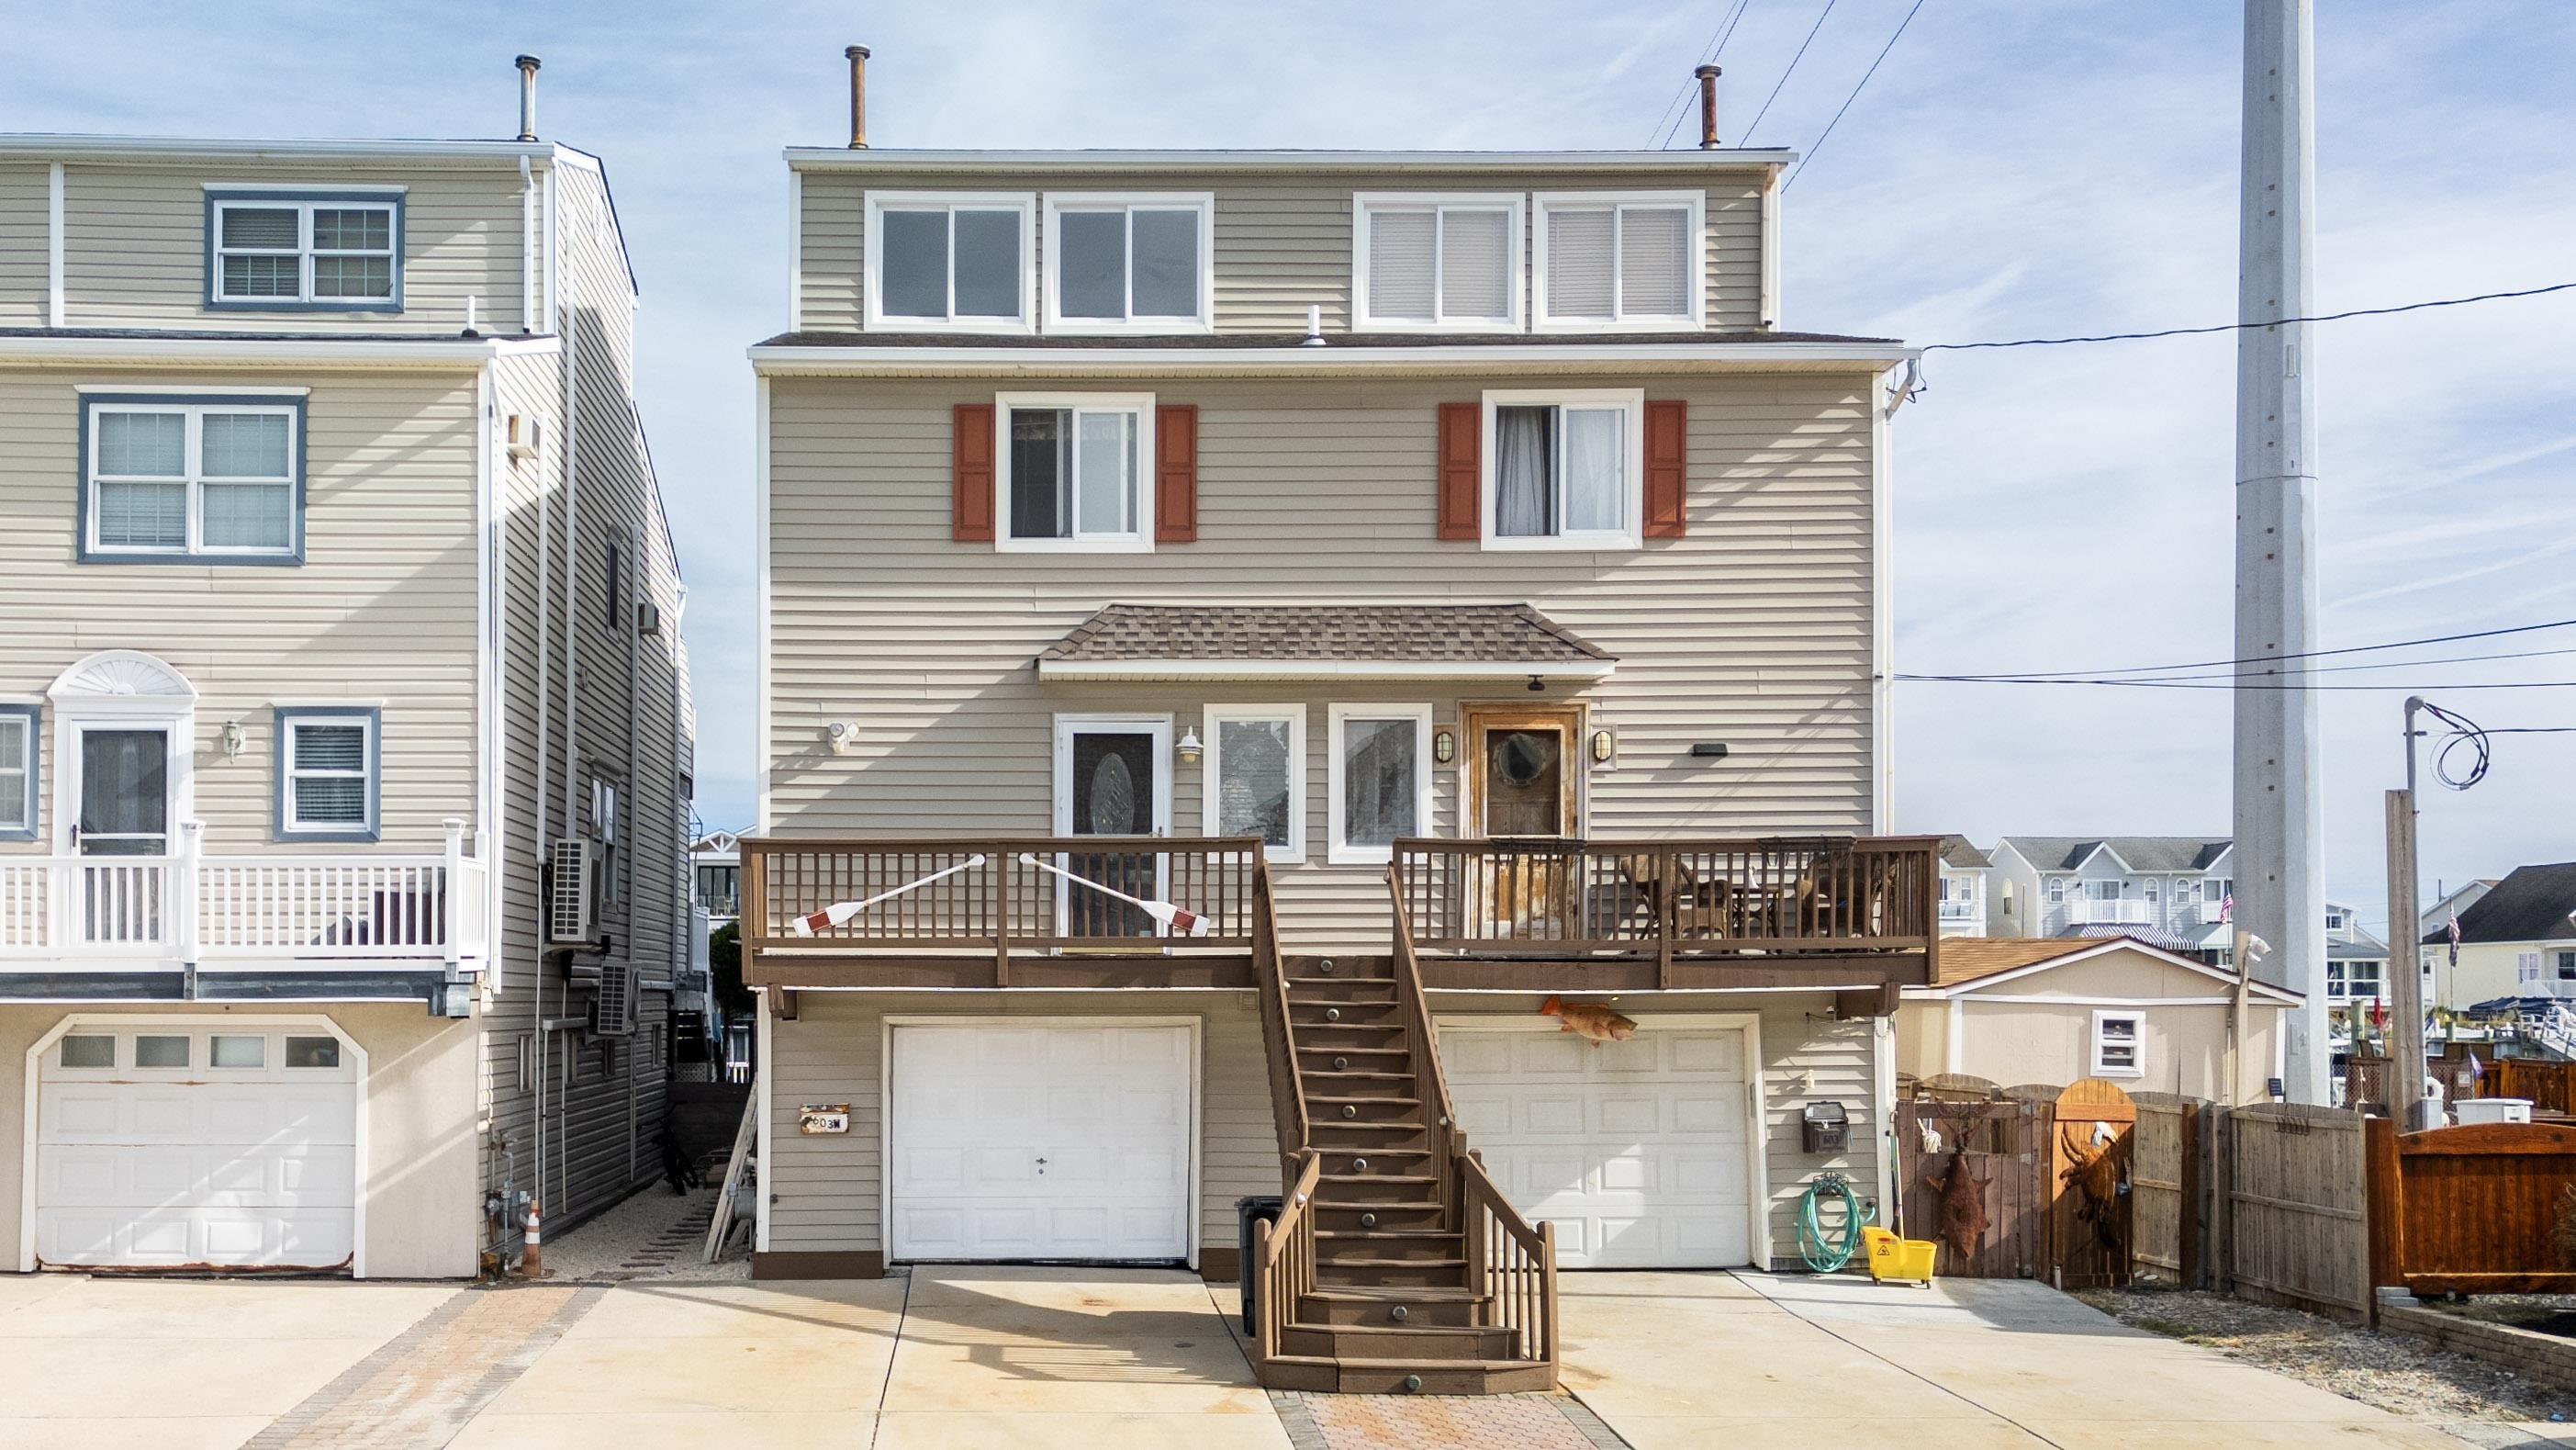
[{"left": 1248, "top": 864, "right": 1558, "bottom": 1394}]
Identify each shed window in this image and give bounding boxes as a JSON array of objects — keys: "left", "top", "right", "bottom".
[{"left": 2090, "top": 1011, "right": 2143, "bottom": 1077}]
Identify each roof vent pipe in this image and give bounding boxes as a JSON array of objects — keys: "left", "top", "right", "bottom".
[
  {"left": 846, "top": 45, "right": 871, "bottom": 149},
  {"left": 1695, "top": 64, "right": 1721, "bottom": 149},
  {"left": 515, "top": 55, "right": 542, "bottom": 142}
]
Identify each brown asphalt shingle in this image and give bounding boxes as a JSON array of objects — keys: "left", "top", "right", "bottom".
[{"left": 1039, "top": 603, "right": 1616, "bottom": 666}]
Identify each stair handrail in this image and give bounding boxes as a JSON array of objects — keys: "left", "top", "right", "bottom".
[
  {"left": 1385, "top": 865, "right": 1462, "bottom": 1206},
  {"left": 1251, "top": 860, "right": 1312, "bottom": 1169},
  {"left": 1252, "top": 1148, "right": 1324, "bottom": 1368},
  {"left": 1458, "top": 1146, "right": 1559, "bottom": 1371}
]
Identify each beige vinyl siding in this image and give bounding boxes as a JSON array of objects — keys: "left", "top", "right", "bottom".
[
  {"left": 0, "top": 165, "right": 46, "bottom": 326},
  {"left": 56, "top": 159, "right": 539, "bottom": 333},
  {"left": 764, "top": 371, "right": 1876, "bottom": 950},
  {"left": 793, "top": 166, "right": 1771, "bottom": 334},
  {"left": 764, "top": 990, "right": 1277, "bottom": 1259},
  {"left": 0, "top": 365, "right": 480, "bottom": 855}
]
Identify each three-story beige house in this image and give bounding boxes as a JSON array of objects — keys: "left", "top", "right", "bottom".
[
  {"left": 742, "top": 54, "right": 1934, "bottom": 1391},
  {"left": 0, "top": 65, "right": 691, "bottom": 1278}
]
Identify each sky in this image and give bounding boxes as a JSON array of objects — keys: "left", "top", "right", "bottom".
[{"left": 11, "top": 0, "right": 2573, "bottom": 938}]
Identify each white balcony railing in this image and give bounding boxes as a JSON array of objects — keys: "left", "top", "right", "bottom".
[
  {"left": 2201, "top": 901, "right": 2226, "bottom": 924},
  {"left": 1938, "top": 899, "right": 1982, "bottom": 921},
  {"left": 2066, "top": 898, "right": 2156, "bottom": 927},
  {"left": 0, "top": 820, "right": 488, "bottom": 970}
]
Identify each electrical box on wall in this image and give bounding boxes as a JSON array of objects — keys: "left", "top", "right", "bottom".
[{"left": 1801, "top": 1101, "right": 1850, "bottom": 1154}]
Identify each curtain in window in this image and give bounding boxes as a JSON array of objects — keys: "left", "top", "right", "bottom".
[
  {"left": 1562, "top": 407, "right": 1624, "bottom": 532},
  {"left": 1342, "top": 720, "right": 1417, "bottom": 847},
  {"left": 1369, "top": 210, "right": 1436, "bottom": 320},
  {"left": 1493, "top": 405, "right": 1554, "bottom": 537}
]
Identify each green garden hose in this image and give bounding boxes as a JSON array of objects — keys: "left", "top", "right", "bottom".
[{"left": 1796, "top": 1175, "right": 1872, "bottom": 1273}]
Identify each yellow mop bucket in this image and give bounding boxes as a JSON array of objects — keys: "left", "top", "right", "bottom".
[{"left": 1861, "top": 1225, "right": 1937, "bottom": 1286}]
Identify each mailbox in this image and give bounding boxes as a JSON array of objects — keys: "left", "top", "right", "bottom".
[{"left": 1801, "top": 1101, "right": 1850, "bottom": 1154}]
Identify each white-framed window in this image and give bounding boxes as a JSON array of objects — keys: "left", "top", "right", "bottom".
[
  {"left": 84, "top": 398, "right": 302, "bottom": 561},
  {"left": 275, "top": 707, "right": 378, "bottom": 841},
  {"left": 590, "top": 774, "right": 622, "bottom": 917},
  {"left": 2521, "top": 951, "right": 2543, "bottom": 984},
  {"left": 1481, "top": 388, "right": 1644, "bottom": 550},
  {"left": 863, "top": 191, "right": 1036, "bottom": 333},
  {"left": 1352, "top": 193, "right": 1523, "bottom": 332},
  {"left": 1327, "top": 704, "right": 1432, "bottom": 866},
  {"left": 1531, "top": 191, "right": 1704, "bottom": 331},
  {"left": 1041, "top": 193, "right": 1215, "bottom": 334},
  {"left": 2145, "top": 881, "right": 2160, "bottom": 904},
  {"left": 207, "top": 192, "right": 402, "bottom": 309},
  {"left": 2177, "top": 879, "right": 2200, "bottom": 903},
  {"left": 0, "top": 703, "right": 34, "bottom": 842},
  {"left": 2325, "top": 906, "right": 2346, "bottom": 930},
  {"left": 1204, "top": 705, "right": 1306, "bottom": 863},
  {"left": 2558, "top": 950, "right": 2576, "bottom": 983},
  {"left": 2329, "top": 958, "right": 2382, "bottom": 1001},
  {"left": 2090, "top": 1010, "right": 2144, "bottom": 1078},
  {"left": 2046, "top": 877, "right": 2066, "bottom": 903},
  {"left": 994, "top": 392, "right": 1158, "bottom": 552},
  {"left": 2086, "top": 880, "right": 2123, "bottom": 901}
]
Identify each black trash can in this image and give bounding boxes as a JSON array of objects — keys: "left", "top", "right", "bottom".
[{"left": 1236, "top": 1195, "right": 1284, "bottom": 1334}]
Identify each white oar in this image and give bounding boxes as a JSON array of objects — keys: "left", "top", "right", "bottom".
[
  {"left": 789, "top": 854, "right": 987, "bottom": 937},
  {"left": 1016, "top": 852, "right": 1213, "bottom": 937}
]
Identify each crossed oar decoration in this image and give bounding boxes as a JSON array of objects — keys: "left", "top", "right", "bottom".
[{"left": 787, "top": 851, "right": 1213, "bottom": 938}]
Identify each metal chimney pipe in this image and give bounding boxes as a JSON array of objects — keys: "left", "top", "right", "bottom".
[
  {"left": 515, "top": 55, "right": 542, "bottom": 142},
  {"left": 1695, "top": 64, "right": 1721, "bottom": 149},
  {"left": 846, "top": 45, "right": 871, "bottom": 149}
]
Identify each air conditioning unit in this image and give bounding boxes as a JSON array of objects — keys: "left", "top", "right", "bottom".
[
  {"left": 592, "top": 957, "right": 636, "bottom": 1037},
  {"left": 635, "top": 601, "right": 661, "bottom": 637},
  {"left": 506, "top": 413, "right": 543, "bottom": 460},
  {"left": 546, "top": 837, "right": 594, "bottom": 945}
]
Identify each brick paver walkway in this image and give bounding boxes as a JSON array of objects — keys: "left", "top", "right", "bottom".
[
  {"left": 1276, "top": 1391, "right": 1631, "bottom": 1450},
  {"left": 241, "top": 1285, "right": 602, "bottom": 1449}
]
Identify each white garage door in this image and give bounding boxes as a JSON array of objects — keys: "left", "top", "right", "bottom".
[
  {"left": 1441, "top": 1019, "right": 1756, "bottom": 1269},
  {"left": 888, "top": 1023, "right": 1192, "bottom": 1263},
  {"left": 37, "top": 1025, "right": 358, "bottom": 1271}
]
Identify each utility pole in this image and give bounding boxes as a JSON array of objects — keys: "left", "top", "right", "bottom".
[
  {"left": 2234, "top": 0, "right": 2328, "bottom": 1102},
  {"left": 2383, "top": 700, "right": 2430, "bottom": 1125}
]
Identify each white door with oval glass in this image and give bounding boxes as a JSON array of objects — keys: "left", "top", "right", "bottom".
[{"left": 1050, "top": 715, "right": 1170, "bottom": 939}]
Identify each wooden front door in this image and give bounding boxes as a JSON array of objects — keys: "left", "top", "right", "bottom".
[{"left": 1462, "top": 706, "right": 1585, "bottom": 936}]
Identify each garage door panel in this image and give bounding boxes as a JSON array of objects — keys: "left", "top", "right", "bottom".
[{"left": 1445, "top": 1032, "right": 1515, "bottom": 1076}]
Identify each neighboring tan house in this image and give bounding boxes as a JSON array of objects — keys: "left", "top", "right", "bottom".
[
  {"left": 1897, "top": 938, "right": 2297, "bottom": 1102},
  {"left": 1939, "top": 836, "right": 1989, "bottom": 938},
  {"left": 0, "top": 71, "right": 692, "bottom": 1278},
  {"left": 2421, "top": 861, "right": 2576, "bottom": 1013},
  {"left": 742, "top": 53, "right": 1934, "bottom": 1392}
]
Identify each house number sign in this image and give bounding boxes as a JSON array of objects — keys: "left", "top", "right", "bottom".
[{"left": 799, "top": 1103, "right": 852, "bottom": 1135}]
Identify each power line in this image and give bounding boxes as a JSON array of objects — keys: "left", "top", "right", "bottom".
[
  {"left": 1896, "top": 677, "right": 2576, "bottom": 691},
  {"left": 1650, "top": 1, "right": 1758, "bottom": 150},
  {"left": 1921, "top": 644, "right": 2576, "bottom": 690},
  {"left": 1783, "top": 0, "right": 1925, "bottom": 189},
  {"left": 1923, "top": 283, "right": 2576, "bottom": 352},
  {"left": 1898, "top": 615, "right": 2576, "bottom": 682},
  {"left": 1742, "top": 0, "right": 1839, "bottom": 144}
]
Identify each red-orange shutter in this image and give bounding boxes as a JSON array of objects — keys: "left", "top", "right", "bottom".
[
  {"left": 1643, "top": 399, "right": 1688, "bottom": 539},
  {"left": 952, "top": 402, "right": 995, "bottom": 543},
  {"left": 1436, "top": 401, "right": 1481, "bottom": 541},
  {"left": 1155, "top": 404, "right": 1198, "bottom": 543}
]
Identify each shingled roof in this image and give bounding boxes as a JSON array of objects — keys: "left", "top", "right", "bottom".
[
  {"left": 2422, "top": 862, "right": 2576, "bottom": 946},
  {"left": 2001, "top": 837, "right": 2234, "bottom": 872},
  {"left": 1036, "top": 603, "right": 1617, "bottom": 680}
]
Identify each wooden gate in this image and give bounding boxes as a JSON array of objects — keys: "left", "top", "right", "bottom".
[
  {"left": 2226, "top": 1102, "right": 2371, "bottom": 1320},
  {"left": 2130, "top": 1092, "right": 2207, "bottom": 1287},
  {"left": 1894, "top": 1098, "right": 2045, "bottom": 1278},
  {"left": 2048, "top": 1078, "right": 2134, "bottom": 1289}
]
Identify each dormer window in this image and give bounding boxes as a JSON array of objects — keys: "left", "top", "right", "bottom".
[
  {"left": 864, "top": 192, "right": 1036, "bottom": 333},
  {"left": 1353, "top": 195, "right": 1523, "bottom": 332},
  {"left": 1533, "top": 192, "right": 1703, "bottom": 331},
  {"left": 207, "top": 192, "right": 402, "bottom": 310},
  {"left": 1042, "top": 195, "right": 1213, "bottom": 334}
]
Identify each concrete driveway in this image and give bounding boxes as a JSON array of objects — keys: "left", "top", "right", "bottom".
[{"left": 0, "top": 1265, "right": 2514, "bottom": 1448}]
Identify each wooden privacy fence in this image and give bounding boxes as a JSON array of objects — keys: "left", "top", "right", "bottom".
[
  {"left": 2369, "top": 1119, "right": 2576, "bottom": 1297},
  {"left": 1894, "top": 1079, "right": 2132, "bottom": 1287},
  {"left": 2473, "top": 1059, "right": 2576, "bottom": 1118},
  {"left": 2224, "top": 1103, "right": 2373, "bottom": 1320},
  {"left": 2128, "top": 1093, "right": 2208, "bottom": 1287}
]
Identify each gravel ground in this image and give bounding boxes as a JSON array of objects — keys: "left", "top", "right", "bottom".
[
  {"left": 536, "top": 1175, "right": 751, "bottom": 1284},
  {"left": 2077, "top": 1285, "right": 2576, "bottom": 1428}
]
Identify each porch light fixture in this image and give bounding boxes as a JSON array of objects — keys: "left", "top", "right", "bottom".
[
  {"left": 1176, "top": 727, "right": 1203, "bottom": 767},
  {"left": 1432, "top": 729, "right": 1455, "bottom": 766},
  {"left": 1590, "top": 729, "right": 1615, "bottom": 765},
  {"left": 220, "top": 719, "right": 245, "bottom": 759}
]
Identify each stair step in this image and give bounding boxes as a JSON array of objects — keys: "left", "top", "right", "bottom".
[
  {"left": 1313, "top": 1358, "right": 1559, "bottom": 1396},
  {"left": 1312, "top": 1147, "right": 1434, "bottom": 1162},
  {"left": 1303, "top": 1096, "right": 1421, "bottom": 1108},
  {"left": 1275, "top": 1323, "right": 1517, "bottom": 1361},
  {"left": 1295, "top": 1044, "right": 1410, "bottom": 1058},
  {"left": 1296, "top": 1286, "right": 1487, "bottom": 1326},
  {"left": 1321, "top": 1173, "right": 1439, "bottom": 1186},
  {"left": 1305, "top": 1120, "right": 1428, "bottom": 1133},
  {"left": 1302, "top": 1070, "right": 1417, "bottom": 1084}
]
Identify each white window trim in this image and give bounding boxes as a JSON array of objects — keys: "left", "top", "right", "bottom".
[
  {"left": 860, "top": 190, "right": 1038, "bottom": 335},
  {"left": 1202, "top": 704, "right": 1306, "bottom": 863},
  {"left": 2089, "top": 1008, "right": 2145, "bottom": 1079},
  {"left": 992, "top": 391, "right": 1159, "bottom": 553},
  {"left": 280, "top": 710, "right": 378, "bottom": 838},
  {"left": 1327, "top": 703, "right": 1433, "bottom": 867},
  {"left": 1050, "top": 714, "right": 1176, "bottom": 837},
  {"left": 1350, "top": 192, "right": 1526, "bottom": 333},
  {"left": 85, "top": 399, "right": 301, "bottom": 559},
  {"left": 1478, "top": 388, "right": 1646, "bottom": 551},
  {"left": 1040, "top": 192, "right": 1216, "bottom": 336},
  {"left": 1530, "top": 189, "right": 1707, "bottom": 332},
  {"left": 210, "top": 197, "right": 399, "bottom": 307}
]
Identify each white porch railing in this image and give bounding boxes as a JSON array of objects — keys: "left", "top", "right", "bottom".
[
  {"left": 2066, "top": 898, "right": 2156, "bottom": 926},
  {"left": 1937, "top": 898, "right": 1982, "bottom": 921},
  {"left": 0, "top": 819, "right": 489, "bottom": 969}
]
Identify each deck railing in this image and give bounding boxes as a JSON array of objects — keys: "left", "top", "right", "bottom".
[
  {"left": 0, "top": 820, "right": 490, "bottom": 967},
  {"left": 1251, "top": 1151, "right": 1323, "bottom": 1366},
  {"left": 741, "top": 836, "right": 1264, "bottom": 961},
  {"left": 1392, "top": 835, "right": 1941, "bottom": 961}
]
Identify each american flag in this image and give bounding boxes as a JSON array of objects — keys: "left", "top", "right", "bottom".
[
  {"left": 2219, "top": 892, "right": 2234, "bottom": 925},
  {"left": 2447, "top": 907, "right": 2461, "bottom": 968}
]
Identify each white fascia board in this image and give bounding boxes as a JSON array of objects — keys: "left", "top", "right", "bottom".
[
  {"left": 750, "top": 342, "right": 1916, "bottom": 378},
  {"left": 0, "top": 336, "right": 558, "bottom": 369},
  {"left": 0, "top": 134, "right": 554, "bottom": 162},
  {"left": 1919, "top": 939, "right": 2304, "bottom": 1002},
  {"left": 784, "top": 147, "right": 1797, "bottom": 173},
  {"left": 1036, "top": 658, "right": 1618, "bottom": 682}
]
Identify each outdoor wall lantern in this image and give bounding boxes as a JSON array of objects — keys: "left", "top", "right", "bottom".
[
  {"left": 220, "top": 719, "right": 245, "bottom": 759},
  {"left": 1589, "top": 729, "right": 1616, "bottom": 766},
  {"left": 1176, "top": 727, "right": 1204, "bottom": 767},
  {"left": 1432, "top": 729, "right": 1456, "bottom": 766}
]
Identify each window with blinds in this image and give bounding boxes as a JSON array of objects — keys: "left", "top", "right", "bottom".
[
  {"left": 0, "top": 706, "right": 31, "bottom": 839},
  {"left": 207, "top": 195, "right": 401, "bottom": 309},
  {"left": 84, "top": 397, "right": 302, "bottom": 562},
  {"left": 276, "top": 709, "right": 376, "bottom": 840},
  {"left": 1354, "top": 195, "right": 1522, "bottom": 330},
  {"left": 1534, "top": 193, "right": 1703, "bottom": 329}
]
